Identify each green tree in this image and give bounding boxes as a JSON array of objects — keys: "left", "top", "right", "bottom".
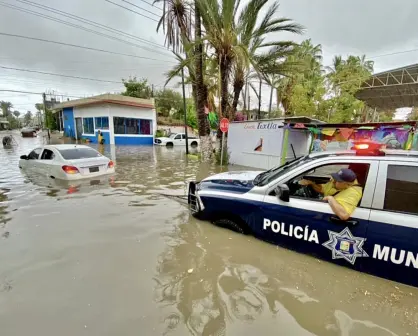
[
  {"left": 155, "top": 88, "right": 183, "bottom": 117},
  {"left": 326, "top": 55, "right": 373, "bottom": 122},
  {"left": 273, "top": 39, "right": 324, "bottom": 117},
  {"left": 121, "top": 77, "right": 152, "bottom": 99},
  {"left": 198, "top": 0, "right": 303, "bottom": 122},
  {"left": 0, "top": 101, "right": 12, "bottom": 118},
  {"left": 155, "top": 0, "right": 212, "bottom": 161},
  {"left": 13, "top": 110, "right": 20, "bottom": 118},
  {"left": 231, "top": 0, "right": 303, "bottom": 119},
  {"left": 23, "top": 111, "right": 32, "bottom": 126}
]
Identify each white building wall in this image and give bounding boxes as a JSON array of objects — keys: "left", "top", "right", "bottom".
[{"left": 74, "top": 103, "right": 156, "bottom": 144}]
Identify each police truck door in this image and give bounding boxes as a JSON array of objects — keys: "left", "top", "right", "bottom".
[
  {"left": 362, "top": 162, "right": 418, "bottom": 287},
  {"left": 259, "top": 159, "right": 378, "bottom": 271}
]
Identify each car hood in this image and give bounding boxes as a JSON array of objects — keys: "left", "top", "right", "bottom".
[
  {"left": 156, "top": 137, "right": 170, "bottom": 141},
  {"left": 199, "top": 171, "right": 263, "bottom": 194}
]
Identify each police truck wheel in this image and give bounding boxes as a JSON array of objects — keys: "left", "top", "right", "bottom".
[{"left": 213, "top": 219, "right": 246, "bottom": 234}]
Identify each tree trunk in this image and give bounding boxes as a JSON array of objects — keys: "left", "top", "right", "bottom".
[
  {"left": 268, "top": 85, "right": 274, "bottom": 118},
  {"left": 214, "top": 56, "right": 232, "bottom": 161},
  {"left": 257, "top": 77, "right": 262, "bottom": 119},
  {"left": 220, "top": 57, "right": 230, "bottom": 120},
  {"left": 194, "top": 1, "right": 211, "bottom": 162},
  {"left": 231, "top": 79, "right": 244, "bottom": 120}
]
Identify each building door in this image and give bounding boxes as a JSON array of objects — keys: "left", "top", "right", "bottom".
[{"left": 75, "top": 118, "right": 83, "bottom": 139}]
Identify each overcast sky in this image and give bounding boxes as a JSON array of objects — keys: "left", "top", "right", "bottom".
[{"left": 0, "top": 0, "right": 417, "bottom": 119}]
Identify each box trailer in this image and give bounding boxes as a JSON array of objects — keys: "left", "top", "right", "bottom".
[{"left": 228, "top": 119, "right": 312, "bottom": 170}]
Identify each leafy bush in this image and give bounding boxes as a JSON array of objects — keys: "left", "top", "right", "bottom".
[
  {"left": 155, "top": 129, "right": 164, "bottom": 137},
  {"left": 215, "top": 144, "right": 229, "bottom": 165}
]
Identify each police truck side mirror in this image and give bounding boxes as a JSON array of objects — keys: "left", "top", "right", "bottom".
[{"left": 274, "top": 184, "right": 290, "bottom": 202}]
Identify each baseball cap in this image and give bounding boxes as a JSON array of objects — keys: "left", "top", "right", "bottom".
[{"left": 331, "top": 168, "right": 357, "bottom": 183}]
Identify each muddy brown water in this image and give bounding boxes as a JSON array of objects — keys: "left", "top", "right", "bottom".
[{"left": 0, "top": 131, "right": 417, "bottom": 336}]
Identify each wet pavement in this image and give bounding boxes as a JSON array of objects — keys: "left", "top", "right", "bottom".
[{"left": 0, "top": 131, "right": 417, "bottom": 336}]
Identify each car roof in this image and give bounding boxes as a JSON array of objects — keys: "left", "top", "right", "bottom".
[
  {"left": 308, "top": 150, "right": 418, "bottom": 163},
  {"left": 44, "top": 144, "right": 95, "bottom": 150}
]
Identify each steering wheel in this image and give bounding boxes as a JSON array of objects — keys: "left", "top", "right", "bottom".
[
  {"left": 299, "top": 184, "right": 314, "bottom": 198},
  {"left": 291, "top": 179, "right": 314, "bottom": 198}
]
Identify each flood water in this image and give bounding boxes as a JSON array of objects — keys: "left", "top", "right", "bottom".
[{"left": 0, "top": 131, "right": 417, "bottom": 336}]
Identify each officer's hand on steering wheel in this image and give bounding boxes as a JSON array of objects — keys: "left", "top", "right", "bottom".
[{"left": 299, "top": 179, "right": 313, "bottom": 186}]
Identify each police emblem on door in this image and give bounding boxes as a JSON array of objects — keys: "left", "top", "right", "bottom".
[{"left": 322, "top": 227, "right": 369, "bottom": 265}]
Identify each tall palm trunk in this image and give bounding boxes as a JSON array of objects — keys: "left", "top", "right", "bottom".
[
  {"left": 194, "top": 1, "right": 211, "bottom": 161},
  {"left": 231, "top": 78, "right": 244, "bottom": 119},
  {"left": 219, "top": 57, "right": 231, "bottom": 120}
]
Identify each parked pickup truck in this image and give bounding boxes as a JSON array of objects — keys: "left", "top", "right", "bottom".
[{"left": 154, "top": 133, "right": 200, "bottom": 147}]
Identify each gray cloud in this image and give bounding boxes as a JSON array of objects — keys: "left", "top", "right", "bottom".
[{"left": 0, "top": 0, "right": 417, "bottom": 112}]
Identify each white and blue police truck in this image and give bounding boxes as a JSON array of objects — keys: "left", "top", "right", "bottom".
[{"left": 188, "top": 145, "right": 418, "bottom": 288}]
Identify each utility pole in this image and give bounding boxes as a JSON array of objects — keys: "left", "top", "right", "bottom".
[
  {"left": 181, "top": 68, "right": 189, "bottom": 155},
  {"left": 258, "top": 77, "right": 262, "bottom": 120},
  {"left": 42, "top": 92, "right": 47, "bottom": 129},
  {"left": 151, "top": 84, "right": 154, "bottom": 97},
  {"left": 268, "top": 85, "right": 274, "bottom": 119}
]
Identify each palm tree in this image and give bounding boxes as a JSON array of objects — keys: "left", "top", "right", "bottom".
[
  {"left": 272, "top": 39, "right": 323, "bottom": 115},
  {"left": 155, "top": 0, "right": 212, "bottom": 161},
  {"left": 197, "top": 0, "right": 303, "bottom": 125},
  {"left": 0, "top": 101, "right": 12, "bottom": 118},
  {"left": 154, "top": 0, "right": 192, "bottom": 52},
  {"left": 230, "top": 0, "right": 304, "bottom": 119}
]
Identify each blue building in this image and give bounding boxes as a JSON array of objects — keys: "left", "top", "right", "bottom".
[{"left": 53, "top": 94, "right": 156, "bottom": 145}]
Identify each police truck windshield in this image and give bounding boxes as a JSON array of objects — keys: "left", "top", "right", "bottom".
[{"left": 253, "top": 155, "right": 311, "bottom": 186}]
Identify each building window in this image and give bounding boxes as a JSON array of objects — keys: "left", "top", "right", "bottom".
[
  {"left": 83, "top": 118, "right": 94, "bottom": 134},
  {"left": 95, "top": 117, "right": 109, "bottom": 130},
  {"left": 113, "top": 117, "right": 125, "bottom": 134},
  {"left": 126, "top": 118, "right": 139, "bottom": 134},
  {"left": 113, "top": 117, "right": 152, "bottom": 135},
  {"left": 140, "top": 119, "right": 151, "bottom": 135}
]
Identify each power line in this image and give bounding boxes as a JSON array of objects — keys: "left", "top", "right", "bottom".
[
  {"left": 120, "top": 0, "right": 161, "bottom": 17},
  {"left": 104, "top": 0, "right": 159, "bottom": 22},
  {"left": 0, "top": 65, "right": 122, "bottom": 84},
  {"left": 0, "top": 89, "right": 42, "bottom": 95},
  {"left": 0, "top": 32, "right": 174, "bottom": 63},
  {"left": 136, "top": 0, "right": 163, "bottom": 11},
  {"left": 367, "top": 48, "right": 418, "bottom": 60},
  {"left": 0, "top": 1, "right": 172, "bottom": 57},
  {"left": 13, "top": 0, "right": 167, "bottom": 51}
]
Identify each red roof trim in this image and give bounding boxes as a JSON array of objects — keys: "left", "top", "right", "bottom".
[{"left": 68, "top": 99, "right": 154, "bottom": 109}]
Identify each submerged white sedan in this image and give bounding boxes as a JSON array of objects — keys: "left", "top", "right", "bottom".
[{"left": 19, "top": 144, "right": 115, "bottom": 180}]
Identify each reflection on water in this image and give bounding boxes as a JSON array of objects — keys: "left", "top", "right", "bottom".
[
  {"left": 0, "top": 130, "right": 417, "bottom": 335},
  {"left": 155, "top": 211, "right": 418, "bottom": 336}
]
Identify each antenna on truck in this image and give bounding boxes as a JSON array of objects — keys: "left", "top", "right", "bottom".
[{"left": 290, "top": 144, "right": 297, "bottom": 160}]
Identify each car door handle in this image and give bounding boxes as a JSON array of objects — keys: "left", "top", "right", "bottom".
[{"left": 329, "top": 216, "right": 358, "bottom": 226}]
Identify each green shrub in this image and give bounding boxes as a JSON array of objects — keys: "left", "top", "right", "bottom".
[
  {"left": 215, "top": 145, "right": 229, "bottom": 166},
  {"left": 155, "top": 129, "right": 164, "bottom": 137}
]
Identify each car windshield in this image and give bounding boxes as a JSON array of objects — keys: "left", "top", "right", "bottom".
[
  {"left": 253, "top": 155, "right": 311, "bottom": 186},
  {"left": 58, "top": 148, "right": 101, "bottom": 160},
  {"left": 169, "top": 134, "right": 178, "bottom": 139}
]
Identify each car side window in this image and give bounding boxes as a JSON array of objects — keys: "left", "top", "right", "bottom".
[
  {"left": 28, "top": 148, "right": 42, "bottom": 160},
  {"left": 41, "top": 149, "right": 55, "bottom": 160},
  {"left": 383, "top": 165, "right": 418, "bottom": 215},
  {"left": 174, "top": 135, "right": 181, "bottom": 140},
  {"left": 181, "top": 134, "right": 186, "bottom": 139},
  {"left": 273, "top": 163, "right": 370, "bottom": 201}
]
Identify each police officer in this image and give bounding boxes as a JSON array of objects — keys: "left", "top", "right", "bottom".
[{"left": 299, "top": 168, "right": 362, "bottom": 221}]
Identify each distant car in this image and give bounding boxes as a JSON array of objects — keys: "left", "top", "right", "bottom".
[
  {"left": 154, "top": 133, "right": 199, "bottom": 147},
  {"left": 21, "top": 127, "right": 37, "bottom": 138},
  {"left": 19, "top": 144, "right": 115, "bottom": 180}
]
